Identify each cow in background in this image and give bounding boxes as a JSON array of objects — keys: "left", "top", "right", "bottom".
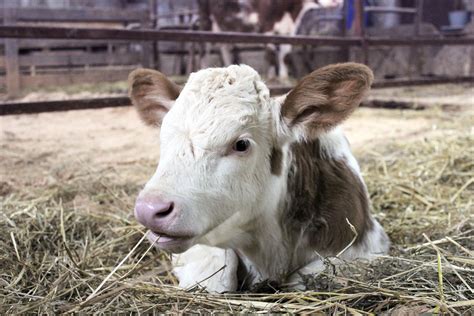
[{"left": 198, "top": 0, "right": 343, "bottom": 80}]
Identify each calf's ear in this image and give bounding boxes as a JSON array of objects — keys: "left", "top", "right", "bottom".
[
  {"left": 128, "top": 68, "right": 181, "bottom": 127},
  {"left": 280, "top": 63, "right": 373, "bottom": 140}
]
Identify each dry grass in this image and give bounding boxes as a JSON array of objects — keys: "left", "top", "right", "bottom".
[{"left": 1, "top": 118, "right": 473, "bottom": 314}]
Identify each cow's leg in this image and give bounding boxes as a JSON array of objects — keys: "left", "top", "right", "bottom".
[
  {"left": 220, "top": 44, "right": 233, "bottom": 66},
  {"left": 277, "top": 44, "right": 292, "bottom": 80},
  {"left": 172, "top": 244, "right": 239, "bottom": 293},
  {"left": 285, "top": 258, "right": 326, "bottom": 290},
  {"left": 265, "top": 44, "right": 278, "bottom": 79},
  {"left": 200, "top": 43, "right": 213, "bottom": 68},
  {"left": 199, "top": 42, "right": 232, "bottom": 68}
]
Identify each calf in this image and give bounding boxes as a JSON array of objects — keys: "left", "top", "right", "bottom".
[{"left": 129, "top": 63, "right": 389, "bottom": 292}]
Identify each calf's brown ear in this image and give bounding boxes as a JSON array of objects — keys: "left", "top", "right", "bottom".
[
  {"left": 128, "top": 68, "right": 181, "bottom": 127},
  {"left": 281, "top": 63, "right": 373, "bottom": 140}
]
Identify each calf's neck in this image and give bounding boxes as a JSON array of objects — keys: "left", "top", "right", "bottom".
[{"left": 129, "top": 63, "right": 389, "bottom": 292}]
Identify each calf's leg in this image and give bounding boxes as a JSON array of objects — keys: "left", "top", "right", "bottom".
[
  {"left": 172, "top": 244, "right": 239, "bottom": 293},
  {"left": 285, "top": 259, "right": 326, "bottom": 290}
]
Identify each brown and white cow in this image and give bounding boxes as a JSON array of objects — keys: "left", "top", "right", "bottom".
[
  {"left": 198, "top": 0, "right": 340, "bottom": 80},
  {"left": 129, "top": 63, "right": 389, "bottom": 292}
]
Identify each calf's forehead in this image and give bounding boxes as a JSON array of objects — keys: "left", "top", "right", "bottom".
[{"left": 164, "top": 65, "right": 270, "bottom": 135}]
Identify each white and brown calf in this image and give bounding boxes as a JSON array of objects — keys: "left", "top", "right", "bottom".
[{"left": 129, "top": 63, "right": 389, "bottom": 293}]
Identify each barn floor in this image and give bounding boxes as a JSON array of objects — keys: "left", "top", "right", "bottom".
[{"left": 0, "top": 84, "right": 473, "bottom": 313}]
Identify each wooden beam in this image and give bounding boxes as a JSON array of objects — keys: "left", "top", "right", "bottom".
[
  {"left": 18, "top": 52, "right": 140, "bottom": 67},
  {"left": 19, "top": 67, "right": 134, "bottom": 89},
  {"left": 2, "top": 76, "right": 473, "bottom": 116},
  {"left": 1, "top": 26, "right": 473, "bottom": 46},
  {"left": 0, "top": 97, "right": 131, "bottom": 115},
  {"left": 14, "top": 39, "right": 132, "bottom": 49},
  {"left": 364, "top": 7, "right": 417, "bottom": 14},
  {"left": 0, "top": 26, "right": 363, "bottom": 46},
  {"left": 268, "top": 76, "right": 474, "bottom": 95},
  {"left": 362, "top": 99, "right": 425, "bottom": 110},
  {"left": 2, "top": 8, "right": 148, "bottom": 22}
]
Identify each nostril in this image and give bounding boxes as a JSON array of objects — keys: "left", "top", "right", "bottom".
[{"left": 155, "top": 202, "right": 174, "bottom": 218}]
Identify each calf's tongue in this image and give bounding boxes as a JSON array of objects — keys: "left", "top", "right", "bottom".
[{"left": 147, "top": 231, "right": 175, "bottom": 243}]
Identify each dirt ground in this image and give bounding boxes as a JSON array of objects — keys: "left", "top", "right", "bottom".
[
  {"left": 0, "top": 106, "right": 431, "bottom": 183},
  {"left": 0, "top": 86, "right": 470, "bottom": 187}
]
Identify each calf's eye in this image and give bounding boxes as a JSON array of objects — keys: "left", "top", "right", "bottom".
[{"left": 233, "top": 139, "right": 251, "bottom": 153}]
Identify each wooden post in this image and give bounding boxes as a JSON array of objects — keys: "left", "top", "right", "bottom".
[
  {"left": 178, "top": 13, "right": 185, "bottom": 74},
  {"left": 414, "top": 0, "right": 423, "bottom": 36},
  {"left": 140, "top": 0, "right": 154, "bottom": 69},
  {"left": 355, "top": 0, "right": 368, "bottom": 65},
  {"left": 413, "top": 0, "right": 424, "bottom": 76},
  {"left": 341, "top": 0, "right": 347, "bottom": 38},
  {"left": 151, "top": 0, "right": 160, "bottom": 70},
  {"left": 197, "top": 0, "right": 211, "bottom": 68},
  {"left": 4, "top": 5, "right": 20, "bottom": 97},
  {"left": 407, "top": 0, "right": 423, "bottom": 77},
  {"left": 340, "top": 0, "right": 350, "bottom": 62}
]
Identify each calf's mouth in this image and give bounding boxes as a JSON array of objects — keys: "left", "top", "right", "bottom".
[{"left": 147, "top": 230, "right": 194, "bottom": 252}]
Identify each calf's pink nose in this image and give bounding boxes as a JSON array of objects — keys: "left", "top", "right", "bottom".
[{"left": 134, "top": 196, "right": 175, "bottom": 230}]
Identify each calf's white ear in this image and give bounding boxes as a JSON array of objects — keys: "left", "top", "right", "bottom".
[
  {"left": 128, "top": 68, "right": 181, "bottom": 127},
  {"left": 280, "top": 62, "right": 373, "bottom": 140}
]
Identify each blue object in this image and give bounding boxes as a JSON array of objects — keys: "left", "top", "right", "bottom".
[
  {"left": 346, "top": 0, "right": 370, "bottom": 30},
  {"left": 346, "top": 0, "right": 354, "bottom": 29}
]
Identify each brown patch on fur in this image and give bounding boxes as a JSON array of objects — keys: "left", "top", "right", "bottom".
[
  {"left": 252, "top": 0, "right": 304, "bottom": 32},
  {"left": 282, "top": 139, "right": 373, "bottom": 254},
  {"left": 270, "top": 147, "right": 283, "bottom": 176},
  {"left": 281, "top": 63, "right": 374, "bottom": 139},
  {"left": 201, "top": 0, "right": 258, "bottom": 32},
  {"left": 128, "top": 68, "right": 181, "bottom": 127}
]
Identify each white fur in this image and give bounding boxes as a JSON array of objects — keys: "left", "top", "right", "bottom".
[
  {"left": 172, "top": 245, "right": 239, "bottom": 293},
  {"left": 286, "top": 258, "right": 325, "bottom": 290},
  {"left": 319, "top": 126, "right": 363, "bottom": 178},
  {"left": 318, "top": 0, "right": 343, "bottom": 7},
  {"left": 339, "top": 219, "right": 390, "bottom": 261}
]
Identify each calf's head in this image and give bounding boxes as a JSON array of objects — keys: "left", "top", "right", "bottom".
[{"left": 129, "top": 63, "right": 373, "bottom": 253}]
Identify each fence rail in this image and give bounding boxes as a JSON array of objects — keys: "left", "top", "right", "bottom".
[
  {"left": 2, "top": 76, "right": 473, "bottom": 116},
  {"left": 1, "top": 26, "right": 473, "bottom": 46},
  {"left": 1, "top": 8, "right": 148, "bottom": 22}
]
